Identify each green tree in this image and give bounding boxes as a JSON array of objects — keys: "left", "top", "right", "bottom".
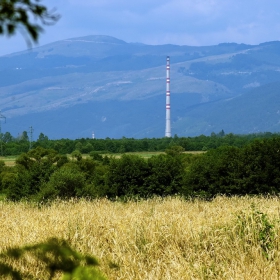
[
  {"left": 19, "top": 130, "right": 29, "bottom": 142},
  {"left": 5, "top": 169, "right": 32, "bottom": 200},
  {"left": 39, "top": 164, "right": 86, "bottom": 199},
  {"left": 90, "top": 151, "right": 103, "bottom": 162},
  {"left": 71, "top": 149, "right": 82, "bottom": 161},
  {"left": 37, "top": 132, "right": 48, "bottom": 142},
  {"left": 145, "top": 154, "right": 184, "bottom": 196},
  {"left": 6, "top": 147, "right": 60, "bottom": 200},
  {"left": 105, "top": 155, "right": 149, "bottom": 197},
  {"left": 218, "top": 129, "right": 225, "bottom": 137},
  {"left": 0, "top": 159, "right": 7, "bottom": 191},
  {"left": 35, "top": 132, "right": 50, "bottom": 149},
  {"left": 237, "top": 138, "right": 280, "bottom": 194},
  {"left": 183, "top": 146, "right": 242, "bottom": 197},
  {"left": 183, "top": 138, "right": 280, "bottom": 197},
  {"left": 75, "top": 142, "right": 83, "bottom": 152},
  {"left": 76, "top": 157, "right": 96, "bottom": 181},
  {"left": 165, "top": 145, "right": 185, "bottom": 157},
  {"left": 2, "top": 131, "right": 13, "bottom": 143},
  {"left": 84, "top": 142, "right": 93, "bottom": 153}
]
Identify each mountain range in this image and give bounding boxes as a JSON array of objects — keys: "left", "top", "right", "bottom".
[{"left": 1, "top": 35, "right": 280, "bottom": 139}]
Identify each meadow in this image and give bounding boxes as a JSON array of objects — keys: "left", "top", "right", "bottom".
[{"left": 1, "top": 196, "right": 280, "bottom": 279}]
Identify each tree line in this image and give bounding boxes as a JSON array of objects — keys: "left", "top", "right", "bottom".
[
  {"left": 1, "top": 130, "right": 280, "bottom": 155},
  {"left": 1, "top": 137, "right": 280, "bottom": 201}
]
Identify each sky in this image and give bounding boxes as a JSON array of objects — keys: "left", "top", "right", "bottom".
[{"left": 1, "top": 0, "right": 280, "bottom": 56}]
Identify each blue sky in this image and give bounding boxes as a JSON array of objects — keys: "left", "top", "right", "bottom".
[{"left": 1, "top": 0, "right": 280, "bottom": 56}]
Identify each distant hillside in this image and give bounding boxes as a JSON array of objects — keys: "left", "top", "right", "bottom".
[
  {"left": 1, "top": 35, "right": 280, "bottom": 139},
  {"left": 172, "top": 81, "right": 280, "bottom": 136}
]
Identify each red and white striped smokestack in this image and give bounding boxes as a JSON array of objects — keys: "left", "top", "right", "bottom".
[{"left": 165, "top": 56, "right": 171, "bottom": 137}]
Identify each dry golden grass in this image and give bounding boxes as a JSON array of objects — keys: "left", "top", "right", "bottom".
[{"left": 1, "top": 196, "right": 280, "bottom": 279}]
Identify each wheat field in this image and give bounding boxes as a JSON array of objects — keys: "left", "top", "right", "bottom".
[{"left": 1, "top": 196, "right": 280, "bottom": 279}]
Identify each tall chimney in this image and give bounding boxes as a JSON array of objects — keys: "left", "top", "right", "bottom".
[{"left": 165, "top": 56, "right": 171, "bottom": 137}]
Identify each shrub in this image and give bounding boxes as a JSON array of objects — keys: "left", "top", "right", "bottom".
[
  {"left": 105, "top": 155, "right": 149, "bottom": 197},
  {"left": 236, "top": 205, "right": 275, "bottom": 259},
  {"left": 5, "top": 170, "right": 32, "bottom": 201},
  {"left": 38, "top": 164, "right": 86, "bottom": 200}
]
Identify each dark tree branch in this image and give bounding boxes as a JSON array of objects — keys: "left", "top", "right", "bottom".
[{"left": 0, "top": 0, "right": 60, "bottom": 45}]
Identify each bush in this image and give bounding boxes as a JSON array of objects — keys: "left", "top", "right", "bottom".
[
  {"left": 105, "top": 155, "right": 149, "bottom": 197},
  {"left": 145, "top": 154, "right": 184, "bottom": 196},
  {"left": 38, "top": 164, "right": 86, "bottom": 200},
  {"left": 5, "top": 170, "right": 32, "bottom": 201},
  {"left": 183, "top": 138, "right": 280, "bottom": 197}
]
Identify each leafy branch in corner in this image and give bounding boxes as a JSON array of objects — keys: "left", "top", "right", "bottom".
[
  {"left": 0, "top": 0, "right": 60, "bottom": 45},
  {"left": 0, "top": 238, "right": 106, "bottom": 279}
]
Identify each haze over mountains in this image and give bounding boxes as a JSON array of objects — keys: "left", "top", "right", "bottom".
[{"left": 1, "top": 35, "right": 280, "bottom": 139}]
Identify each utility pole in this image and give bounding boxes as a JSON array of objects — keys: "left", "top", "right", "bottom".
[
  {"left": 0, "top": 112, "right": 6, "bottom": 156},
  {"left": 29, "top": 126, "right": 34, "bottom": 150}
]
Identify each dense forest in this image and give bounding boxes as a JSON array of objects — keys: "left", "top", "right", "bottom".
[{"left": 1, "top": 131, "right": 280, "bottom": 201}]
